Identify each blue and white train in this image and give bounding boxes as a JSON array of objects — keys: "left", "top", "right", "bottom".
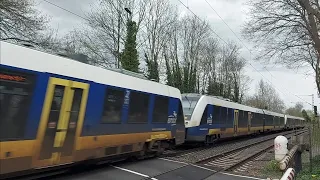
[
  {"left": 182, "top": 93, "right": 305, "bottom": 144},
  {"left": 0, "top": 41, "right": 185, "bottom": 176},
  {"left": 0, "top": 41, "right": 305, "bottom": 177}
]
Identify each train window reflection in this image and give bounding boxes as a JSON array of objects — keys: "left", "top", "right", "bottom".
[
  {"left": 182, "top": 96, "right": 200, "bottom": 116},
  {"left": 0, "top": 68, "right": 36, "bottom": 141},
  {"left": 101, "top": 87, "right": 124, "bottom": 123},
  {"left": 200, "top": 106, "right": 208, "bottom": 125},
  {"left": 127, "top": 91, "right": 149, "bottom": 123},
  {"left": 152, "top": 95, "right": 169, "bottom": 123},
  {"left": 177, "top": 101, "right": 184, "bottom": 124}
]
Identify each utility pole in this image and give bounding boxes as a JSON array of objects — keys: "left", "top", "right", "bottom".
[
  {"left": 312, "top": 94, "right": 314, "bottom": 112},
  {"left": 117, "top": 11, "right": 121, "bottom": 69}
]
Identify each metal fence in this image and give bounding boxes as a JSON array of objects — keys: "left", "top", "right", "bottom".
[
  {"left": 308, "top": 118, "right": 320, "bottom": 175},
  {"left": 310, "top": 119, "right": 320, "bottom": 158}
]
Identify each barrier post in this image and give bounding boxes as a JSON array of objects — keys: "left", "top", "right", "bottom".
[
  {"left": 293, "top": 150, "right": 302, "bottom": 173},
  {"left": 308, "top": 125, "right": 313, "bottom": 172},
  {"left": 278, "top": 131, "right": 308, "bottom": 180},
  {"left": 280, "top": 168, "right": 295, "bottom": 180}
]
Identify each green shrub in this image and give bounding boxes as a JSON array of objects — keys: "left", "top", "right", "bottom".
[
  {"left": 261, "top": 160, "right": 283, "bottom": 178},
  {"left": 297, "top": 156, "right": 320, "bottom": 180}
]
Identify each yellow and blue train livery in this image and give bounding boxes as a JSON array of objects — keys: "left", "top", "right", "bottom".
[
  {"left": 0, "top": 41, "right": 185, "bottom": 176},
  {"left": 182, "top": 94, "right": 295, "bottom": 144}
]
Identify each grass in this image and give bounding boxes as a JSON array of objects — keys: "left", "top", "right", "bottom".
[
  {"left": 261, "top": 125, "right": 320, "bottom": 179},
  {"left": 260, "top": 160, "right": 283, "bottom": 179},
  {"left": 296, "top": 155, "right": 320, "bottom": 180},
  {"left": 297, "top": 124, "right": 320, "bottom": 179}
]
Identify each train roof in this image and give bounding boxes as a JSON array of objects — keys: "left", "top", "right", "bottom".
[
  {"left": 1, "top": 41, "right": 181, "bottom": 98},
  {"left": 286, "top": 114, "right": 305, "bottom": 120}
]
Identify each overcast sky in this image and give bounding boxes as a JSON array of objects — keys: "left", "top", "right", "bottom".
[{"left": 35, "top": 0, "right": 320, "bottom": 110}]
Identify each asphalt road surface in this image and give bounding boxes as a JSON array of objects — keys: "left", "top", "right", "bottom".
[{"left": 51, "top": 158, "right": 265, "bottom": 180}]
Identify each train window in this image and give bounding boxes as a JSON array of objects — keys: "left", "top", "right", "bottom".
[
  {"left": 265, "top": 115, "right": 272, "bottom": 126},
  {"left": 220, "top": 107, "right": 227, "bottom": 125},
  {"left": 48, "top": 85, "right": 65, "bottom": 124},
  {"left": 128, "top": 91, "right": 149, "bottom": 123},
  {"left": 238, "top": 110, "right": 248, "bottom": 127},
  {"left": 101, "top": 87, "right": 124, "bottom": 123},
  {"left": 244, "top": 111, "right": 249, "bottom": 125},
  {"left": 251, "top": 113, "right": 256, "bottom": 126},
  {"left": 0, "top": 69, "right": 36, "bottom": 140},
  {"left": 256, "top": 113, "right": 262, "bottom": 126},
  {"left": 279, "top": 117, "right": 282, "bottom": 125},
  {"left": 182, "top": 96, "right": 200, "bottom": 116},
  {"left": 68, "top": 88, "right": 83, "bottom": 126},
  {"left": 252, "top": 113, "right": 263, "bottom": 126},
  {"left": 200, "top": 106, "right": 208, "bottom": 125},
  {"left": 176, "top": 101, "right": 184, "bottom": 124},
  {"left": 152, "top": 95, "right": 169, "bottom": 123},
  {"left": 227, "top": 108, "right": 233, "bottom": 126},
  {"left": 213, "top": 105, "right": 221, "bottom": 124},
  {"left": 274, "top": 116, "right": 279, "bottom": 125},
  {"left": 238, "top": 110, "right": 243, "bottom": 126}
]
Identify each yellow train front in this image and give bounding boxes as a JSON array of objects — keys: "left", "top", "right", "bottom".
[{"left": 0, "top": 41, "right": 185, "bottom": 177}]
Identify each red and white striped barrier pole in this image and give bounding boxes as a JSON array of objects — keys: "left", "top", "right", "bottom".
[{"left": 280, "top": 168, "right": 295, "bottom": 180}]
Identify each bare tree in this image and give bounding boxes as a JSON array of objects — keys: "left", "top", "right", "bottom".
[
  {"left": 0, "top": 0, "right": 58, "bottom": 47},
  {"left": 143, "top": 0, "right": 177, "bottom": 81},
  {"left": 239, "top": 74, "right": 252, "bottom": 103},
  {"left": 165, "top": 15, "right": 212, "bottom": 93},
  {"left": 217, "top": 41, "right": 247, "bottom": 102},
  {"left": 286, "top": 102, "right": 304, "bottom": 117},
  {"left": 242, "top": 0, "right": 320, "bottom": 95},
  {"left": 72, "top": 0, "right": 147, "bottom": 68},
  {"left": 180, "top": 15, "right": 212, "bottom": 93},
  {"left": 198, "top": 37, "right": 219, "bottom": 93},
  {"left": 163, "top": 15, "right": 250, "bottom": 99},
  {"left": 245, "top": 79, "right": 285, "bottom": 113}
]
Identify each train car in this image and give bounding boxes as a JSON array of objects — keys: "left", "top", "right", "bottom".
[
  {"left": 182, "top": 94, "right": 288, "bottom": 144},
  {"left": 262, "top": 110, "right": 285, "bottom": 132},
  {"left": 0, "top": 41, "right": 185, "bottom": 176},
  {"left": 285, "top": 115, "right": 305, "bottom": 129},
  {"left": 183, "top": 94, "right": 261, "bottom": 144}
]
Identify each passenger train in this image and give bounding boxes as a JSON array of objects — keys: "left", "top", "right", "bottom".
[
  {"left": 0, "top": 41, "right": 305, "bottom": 177},
  {"left": 182, "top": 94, "right": 305, "bottom": 144},
  {"left": 0, "top": 41, "right": 185, "bottom": 177}
]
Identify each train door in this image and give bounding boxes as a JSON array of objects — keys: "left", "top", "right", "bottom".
[
  {"left": 248, "top": 112, "right": 251, "bottom": 133},
  {"left": 33, "top": 77, "right": 89, "bottom": 168},
  {"left": 234, "top": 110, "right": 239, "bottom": 135}
]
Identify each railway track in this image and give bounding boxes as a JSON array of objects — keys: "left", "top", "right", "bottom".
[
  {"left": 137, "top": 129, "right": 308, "bottom": 180},
  {"left": 162, "top": 129, "right": 291, "bottom": 158},
  {"left": 163, "top": 129, "right": 305, "bottom": 164},
  {"left": 7, "top": 129, "right": 306, "bottom": 180},
  {"left": 194, "top": 129, "right": 307, "bottom": 173}
]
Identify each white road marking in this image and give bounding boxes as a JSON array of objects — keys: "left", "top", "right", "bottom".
[
  {"left": 190, "top": 164, "right": 217, "bottom": 172},
  {"left": 220, "top": 172, "right": 265, "bottom": 180},
  {"left": 158, "top": 158, "right": 189, "bottom": 165},
  {"left": 111, "top": 165, "right": 158, "bottom": 180},
  {"left": 159, "top": 158, "right": 217, "bottom": 172}
]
